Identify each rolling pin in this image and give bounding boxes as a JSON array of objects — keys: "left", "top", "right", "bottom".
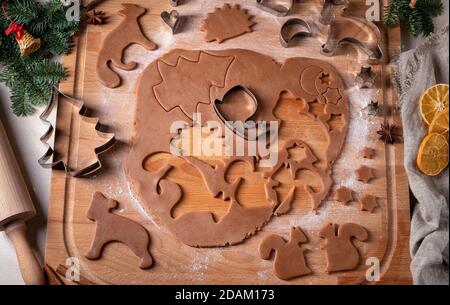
[{"left": 0, "top": 118, "right": 45, "bottom": 285}]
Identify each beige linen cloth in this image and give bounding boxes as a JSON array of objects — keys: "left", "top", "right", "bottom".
[{"left": 393, "top": 26, "right": 449, "bottom": 285}]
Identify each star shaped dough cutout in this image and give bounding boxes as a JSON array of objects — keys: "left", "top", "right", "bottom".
[
  {"left": 359, "top": 194, "right": 378, "bottom": 213},
  {"left": 335, "top": 186, "right": 353, "bottom": 205},
  {"left": 323, "top": 87, "right": 341, "bottom": 105},
  {"left": 355, "top": 165, "right": 375, "bottom": 183}
]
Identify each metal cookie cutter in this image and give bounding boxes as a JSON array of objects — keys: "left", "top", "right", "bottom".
[
  {"left": 355, "top": 65, "right": 376, "bottom": 88},
  {"left": 161, "top": 10, "right": 184, "bottom": 34},
  {"left": 280, "top": 18, "right": 313, "bottom": 48},
  {"left": 213, "top": 85, "right": 261, "bottom": 141},
  {"left": 169, "top": 0, "right": 181, "bottom": 7},
  {"left": 39, "top": 87, "right": 116, "bottom": 177},
  {"left": 319, "top": 2, "right": 383, "bottom": 63},
  {"left": 319, "top": 0, "right": 349, "bottom": 25},
  {"left": 256, "top": 0, "right": 294, "bottom": 17}
]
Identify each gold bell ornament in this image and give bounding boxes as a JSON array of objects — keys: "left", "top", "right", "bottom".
[
  {"left": 2, "top": 0, "right": 41, "bottom": 57},
  {"left": 5, "top": 23, "right": 41, "bottom": 57},
  {"left": 16, "top": 29, "right": 41, "bottom": 57}
]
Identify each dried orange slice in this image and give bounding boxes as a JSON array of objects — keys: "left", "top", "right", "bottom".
[
  {"left": 417, "top": 133, "right": 449, "bottom": 176},
  {"left": 419, "top": 84, "right": 449, "bottom": 125},
  {"left": 429, "top": 108, "right": 449, "bottom": 137}
]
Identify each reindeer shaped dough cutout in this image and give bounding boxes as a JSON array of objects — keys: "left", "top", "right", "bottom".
[
  {"left": 96, "top": 4, "right": 157, "bottom": 88},
  {"left": 319, "top": 223, "right": 368, "bottom": 272},
  {"left": 259, "top": 227, "right": 311, "bottom": 280},
  {"left": 85, "top": 192, "right": 153, "bottom": 269}
]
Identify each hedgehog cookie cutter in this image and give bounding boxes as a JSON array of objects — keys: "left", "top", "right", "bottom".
[
  {"left": 319, "top": 0, "right": 383, "bottom": 63},
  {"left": 39, "top": 87, "right": 116, "bottom": 177},
  {"left": 280, "top": 18, "right": 313, "bottom": 48},
  {"left": 256, "top": 0, "right": 294, "bottom": 17}
]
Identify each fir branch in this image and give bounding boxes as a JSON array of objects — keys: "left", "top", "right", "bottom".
[
  {"left": 384, "top": 0, "right": 444, "bottom": 37},
  {"left": 0, "top": 0, "right": 79, "bottom": 116},
  {"left": 417, "top": 0, "right": 444, "bottom": 16}
]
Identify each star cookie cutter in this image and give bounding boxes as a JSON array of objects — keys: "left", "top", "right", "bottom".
[
  {"left": 280, "top": 18, "right": 313, "bottom": 48},
  {"left": 169, "top": 0, "right": 181, "bottom": 7},
  {"left": 256, "top": 0, "right": 294, "bottom": 17},
  {"left": 38, "top": 87, "right": 116, "bottom": 177},
  {"left": 161, "top": 10, "right": 184, "bottom": 34},
  {"left": 213, "top": 85, "right": 260, "bottom": 140},
  {"left": 319, "top": 0, "right": 383, "bottom": 63},
  {"left": 355, "top": 65, "right": 376, "bottom": 88}
]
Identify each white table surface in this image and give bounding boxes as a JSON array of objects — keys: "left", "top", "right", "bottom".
[{"left": 0, "top": 3, "right": 448, "bottom": 284}]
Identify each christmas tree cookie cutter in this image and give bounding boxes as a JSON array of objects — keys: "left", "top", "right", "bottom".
[
  {"left": 319, "top": 0, "right": 383, "bottom": 63},
  {"left": 38, "top": 87, "right": 116, "bottom": 177},
  {"left": 256, "top": 0, "right": 294, "bottom": 17}
]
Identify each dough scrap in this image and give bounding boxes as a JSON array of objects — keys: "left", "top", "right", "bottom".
[
  {"left": 358, "top": 194, "right": 378, "bottom": 213},
  {"left": 263, "top": 139, "right": 333, "bottom": 212},
  {"left": 184, "top": 156, "right": 254, "bottom": 201},
  {"left": 259, "top": 227, "right": 312, "bottom": 280},
  {"left": 200, "top": 4, "right": 255, "bottom": 43},
  {"left": 319, "top": 223, "right": 368, "bottom": 273},
  {"left": 85, "top": 192, "right": 153, "bottom": 269},
  {"left": 126, "top": 49, "right": 349, "bottom": 247},
  {"left": 274, "top": 186, "right": 295, "bottom": 216},
  {"left": 96, "top": 4, "right": 157, "bottom": 88},
  {"left": 355, "top": 165, "right": 375, "bottom": 183},
  {"left": 335, "top": 186, "right": 353, "bottom": 205}
]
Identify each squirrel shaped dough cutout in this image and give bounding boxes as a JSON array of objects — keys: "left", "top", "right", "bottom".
[
  {"left": 259, "top": 227, "right": 312, "bottom": 280},
  {"left": 96, "top": 4, "right": 157, "bottom": 88},
  {"left": 319, "top": 223, "right": 368, "bottom": 272},
  {"left": 85, "top": 192, "right": 153, "bottom": 269}
]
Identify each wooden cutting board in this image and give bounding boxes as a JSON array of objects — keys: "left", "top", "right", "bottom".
[{"left": 45, "top": 0, "right": 412, "bottom": 284}]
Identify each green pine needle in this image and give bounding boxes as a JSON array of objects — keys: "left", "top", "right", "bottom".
[{"left": 384, "top": 0, "right": 444, "bottom": 37}]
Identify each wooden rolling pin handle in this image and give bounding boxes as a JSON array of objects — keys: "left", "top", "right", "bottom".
[{"left": 5, "top": 220, "right": 45, "bottom": 285}]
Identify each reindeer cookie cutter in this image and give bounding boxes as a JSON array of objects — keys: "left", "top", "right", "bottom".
[
  {"left": 280, "top": 18, "right": 313, "bottom": 48},
  {"left": 160, "top": 10, "right": 184, "bottom": 34},
  {"left": 38, "top": 87, "right": 116, "bottom": 177},
  {"left": 256, "top": 0, "right": 294, "bottom": 17},
  {"left": 319, "top": 0, "right": 383, "bottom": 63}
]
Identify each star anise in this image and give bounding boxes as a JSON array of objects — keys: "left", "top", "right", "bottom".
[
  {"left": 85, "top": 10, "right": 106, "bottom": 25},
  {"left": 377, "top": 123, "right": 398, "bottom": 144}
]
